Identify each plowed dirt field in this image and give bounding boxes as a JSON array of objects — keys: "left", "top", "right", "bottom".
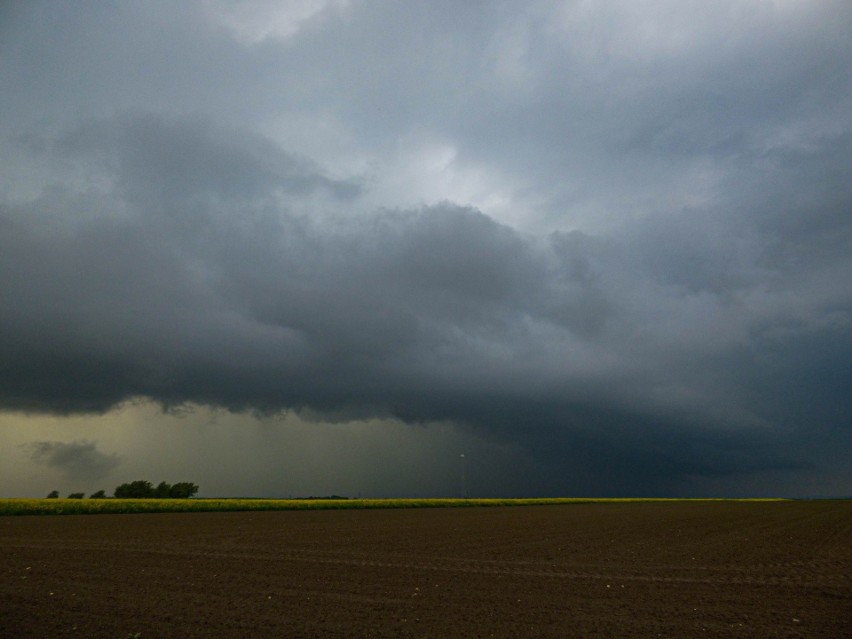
[{"left": 1, "top": 501, "right": 850, "bottom": 638}]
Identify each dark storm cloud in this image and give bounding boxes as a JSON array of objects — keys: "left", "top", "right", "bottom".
[
  {"left": 23, "top": 440, "right": 120, "bottom": 482},
  {"left": 1, "top": 2, "right": 851, "bottom": 495},
  {"left": 2, "top": 111, "right": 850, "bottom": 494},
  {"left": 55, "top": 114, "right": 361, "bottom": 203}
]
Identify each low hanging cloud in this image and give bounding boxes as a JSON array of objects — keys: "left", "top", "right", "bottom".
[{"left": 23, "top": 440, "right": 120, "bottom": 482}]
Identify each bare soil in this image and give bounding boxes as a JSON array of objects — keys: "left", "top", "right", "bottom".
[{"left": 1, "top": 501, "right": 850, "bottom": 638}]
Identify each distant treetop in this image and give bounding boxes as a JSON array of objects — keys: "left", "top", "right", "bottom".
[{"left": 113, "top": 480, "right": 199, "bottom": 499}]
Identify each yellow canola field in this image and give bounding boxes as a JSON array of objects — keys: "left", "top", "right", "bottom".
[{"left": 0, "top": 497, "right": 788, "bottom": 516}]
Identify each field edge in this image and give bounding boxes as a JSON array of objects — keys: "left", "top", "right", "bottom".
[{"left": 0, "top": 496, "right": 797, "bottom": 516}]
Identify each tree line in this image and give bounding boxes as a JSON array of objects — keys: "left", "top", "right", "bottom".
[{"left": 46, "top": 480, "right": 199, "bottom": 499}]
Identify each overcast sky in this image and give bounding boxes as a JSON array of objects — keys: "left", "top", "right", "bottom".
[{"left": 1, "top": 1, "right": 851, "bottom": 498}]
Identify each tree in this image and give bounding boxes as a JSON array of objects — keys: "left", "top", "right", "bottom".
[
  {"left": 114, "top": 480, "right": 155, "bottom": 498},
  {"left": 112, "top": 480, "right": 199, "bottom": 498},
  {"left": 155, "top": 481, "right": 172, "bottom": 498},
  {"left": 90, "top": 490, "right": 107, "bottom": 499},
  {"left": 68, "top": 492, "right": 85, "bottom": 499},
  {"left": 169, "top": 482, "right": 199, "bottom": 499},
  {"left": 46, "top": 490, "right": 59, "bottom": 499}
]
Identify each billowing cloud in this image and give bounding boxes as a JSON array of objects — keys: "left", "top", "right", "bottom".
[{"left": 1, "top": 1, "right": 851, "bottom": 496}]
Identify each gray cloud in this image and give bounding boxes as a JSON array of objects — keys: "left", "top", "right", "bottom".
[
  {"left": 23, "top": 440, "right": 120, "bottom": 482},
  {"left": 1, "top": 2, "right": 851, "bottom": 496},
  {"left": 2, "top": 112, "right": 849, "bottom": 494}
]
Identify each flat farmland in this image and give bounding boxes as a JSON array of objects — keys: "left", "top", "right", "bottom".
[{"left": 1, "top": 501, "right": 850, "bottom": 638}]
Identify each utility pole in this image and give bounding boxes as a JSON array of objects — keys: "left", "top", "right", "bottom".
[{"left": 460, "top": 453, "right": 466, "bottom": 498}]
